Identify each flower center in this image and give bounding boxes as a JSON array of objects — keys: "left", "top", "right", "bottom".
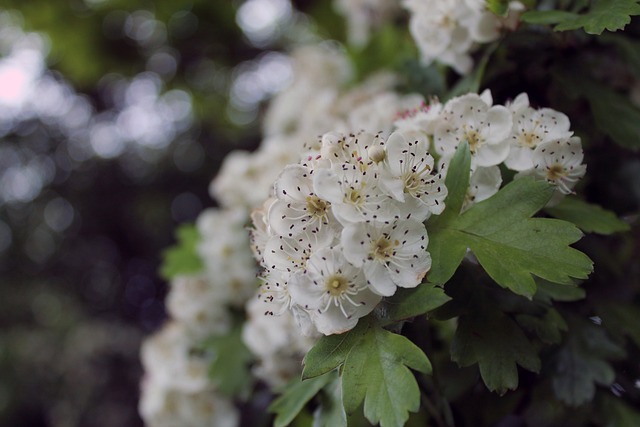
[
  {"left": 519, "top": 131, "right": 538, "bottom": 148},
  {"left": 546, "top": 164, "right": 567, "bottom": 181},
  {"left": 346, "top": 188, "right": 363, "bottom": 205},
  {"left": 372, "top": 237, "right": 398, "bottom": 261},
  {"left": 325, "top": 274, "right": 350, "bottom": 296},
  {"left": 466, "top": 131, "right": 482, "bottom": 152},
  {"left": 306, "top": 196, "right": 328, "bottom": 217}
]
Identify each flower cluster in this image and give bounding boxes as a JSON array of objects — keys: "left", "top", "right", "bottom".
[
  {"left": 139, "top": 321, "right": 238, "bottom": 427},
  {"left": 403, "top": 0, "right": 524, "bottom": 74},
  {"left": 251, "top": 129, "right": 447, "bottom": 335},
  {"left": 251, "top": 88, "right": 586, "bottom": 336},
  {"left": 139, "top": 206, "right": 259, "bottom": 426}
]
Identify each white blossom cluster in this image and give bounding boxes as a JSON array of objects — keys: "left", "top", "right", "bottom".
[
  {"left": 251, "top": 89, "right": 586, "bottom": 336},
  {"left": 139, "top": 321, "right": 238, "bottom": 427},
  {"left": 139, "top": 208, "right": 258, "bottom": 427},
  {"left": 250, "top": 129, "right": 447, "bottom": 335},
  {"left": 402, "top": 0, "right": 525, "bottom": 74}
]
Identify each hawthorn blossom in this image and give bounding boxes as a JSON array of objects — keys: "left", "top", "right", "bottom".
[
  {"left": 288, "top": 246, "right": 381, "bottom": 335},
  {"left": 464, "top": 165, "right": 502, "bottom": 210},
  {"left": 434, "top": 93, "right": 512, "bottom": 167},
  {"left": 139, "top": 382, "right": 239, "bottom": 427},
  {"left": 382, "top": 131, "right": 447, "bottom": 221},
  {"left": 268, "top": 164, "right": 336, "bottom": 237},
  {"left": 341, "top": 219, "right": 430, "bottom": 296},
  {"left": 197, "top": 208, "right": 258, "bottom": 307},
  {"left": 242, "top": 295, "right": 319, "bottom": 387},
  {"left": 166, "top": 276, "right": 231, "bottom": 340},
  {"left": 313, "top": 163, "right": 400, "bottom": 225},
  {"left": 505, "top": 93, "right": 573, "bottom": 171},
  {"left": 517, "top": 137, "right": 586, "bottom": 204},
  {"left": 393, "top": 99, "right": 443, "bottom": 135}
]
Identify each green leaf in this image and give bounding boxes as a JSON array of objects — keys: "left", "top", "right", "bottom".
[
  {"left": 204, "top": 324, "right": 253, "bottom": 396},
  {"left": 583, "top": 82, "right": 640, "bottom": 150},
  {"left": 376, "top": 283, "right": 451, "bottom": 326},
  {"left": 516, "top": 308, "right": 568, "bottom": 345},
  {"left": 451, "top": 309, "right": 541, "bottom": 395},
  {"left": 552, "top": 319, "right": 625, "bottom": 406},
  {"left": 555, "top": 0, "right": 640, "bottom": 34},
  {"left": 159, "top": 224, "right": 204, "bottom": 280},
  {"left": 312, "top": 375, "right": 347, "bottom": 427},
  {"left": 521, "top": 10, "right": 578, "bottom": 25},
  {"left": 545, "top": 196, "right": 630, "bottom": 234},
  {"left": 270, "top": 372, "right": 336, "bottom": 427},
  {"left": 487, "top": 0, "right": 510, "bottom": 16},
  {"left": 535, "top": 279, "right": 586, "bottom": 303},
  {"left": 428, "top": 168, "right": 593, "bottom": 298},
  {"left": 303, "top": 318, "right": 431, "bottom": 427},
  {"left": 302, "top": 322, "right": 367, "bottom": 380},
  {"left": 522, "top": 0, "right": 640, "bottom": 34},
  {"left": 343, "top": 320, "right": 431, "bottom": 427}
]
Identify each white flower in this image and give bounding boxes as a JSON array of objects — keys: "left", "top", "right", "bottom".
[
  {"left": 405, "top": 0, "right": 475, "bottom": 74},
  {"left": 263, "top": 227, "right": 336, "bottom": 274},
  {"left": 434, "top": 92, "right": 512, "bottom": 167},
  {"left": 341, "top": 219, "right": 430, "bottom": 296},
  {"left": 139, "top": 382, "right": 239, "bottom": 427},
  {"left": 268, "top": 164, "right": 336, "bottom": 237},
  {"left": 242, "top": 295, "right": 319, "bottom": 387},
  {"left": 166, "top": 275, "right": 231, "bottom": 340},
  {"left": 140, "top": 323, "right": 210, "bottom": 393},
  {"left": 249, "top": 198, "right": 276, "bottom": 266},
  {"left": 313, "top": 162, "right": 399, "bottom": 225},
  {"left": 346, "top": 91, "right": 425, "bottom": 136},
  {"left": 320, "top": 131, "right": 383, "bottom": 167},
  {"left": 464, "top": 165, "right": 502, "bottom": 211},
  {"left": 288, "top": 246, "right": 381, "bottom": 335},
  {"left": 516, "top": 137, "right": 586, "bottom": 204},
  {"left": 505, "top": 93, "right": 572, "bottom": 171},
  {"left": 210, "top": 137, "right": 301, "bottom": 210},
  {"left": 382, "top": 131, "right": 447, "bottom": 221},
  {"left": 256, "top": 269, "right": 292, "bottom": 316},
  {"left": 393, "top": 99, "right": 443, "bottom": 135},
  {"left": 197, "top": 208, "right": 258, "bottom": 306}
]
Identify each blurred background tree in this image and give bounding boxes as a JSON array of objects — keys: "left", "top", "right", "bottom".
[{"left": 0, "top": 1, "right": 319, "bottom": 425}]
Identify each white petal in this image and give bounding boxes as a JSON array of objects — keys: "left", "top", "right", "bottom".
[
  {"left": 340, "top": 223, "right": 370, "bottom": 267},
  {"left": 474, "top": 138, "right": 510, "bottom": 167},
  {"left": 364, "top": 262, "right": 396, "bottom": 296},
  {"left": 274, "top": 164, "right": 314, "bottom": 202},
  {"left": 483, "top": 105, "right": 513, "bottom": 144},
  {"left": 288, "top": 273, "right": 324, "bottom": 310},
  {"left": 313, "top": 168, "right": 344, "bottom": 204}
]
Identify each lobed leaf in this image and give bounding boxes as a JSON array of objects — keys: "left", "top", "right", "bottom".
[
  {"left": 451, "top": 310, "right": 541, "bottom": 395},
  {"left": 303, "top": 318, "right": 431, "bottom": 427},
  {"left": 522, "top": 0, "right": 640, "bottom": 35},
  {"left": 545, "top": 196, "right": 630, "bottom": 234},
  {"left": 342, "top": 319, "right": 431, "bottom": 427},
  {"left": 270, "top": 372, "right": 336, "bottom": 427},
  {"left": 376, "top": 283, "right": 451, "bottom": 326},
  {"left": 428, "top": 175, "right": 593, "bottom": 298}
]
